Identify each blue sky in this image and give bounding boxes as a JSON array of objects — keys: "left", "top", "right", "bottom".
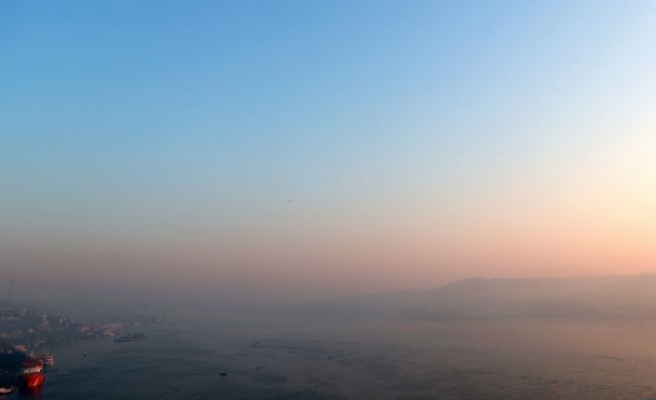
[{"left": 2, "top": 1, "right": 656, "bottom": 296}]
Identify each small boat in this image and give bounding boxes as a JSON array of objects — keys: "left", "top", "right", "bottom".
[
  {"left": 38, "top": 354, "right": 54, "bottom": 367},
  {"left": 0, "top": 374, "right": 17, "bottom": 395},
  {"left": 0, "top": 384, "right": 17, "bottom": 396}
]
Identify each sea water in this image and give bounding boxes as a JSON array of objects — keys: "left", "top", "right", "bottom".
[{"left": 10, "top": 318, "right": 656, "bottom": 400}]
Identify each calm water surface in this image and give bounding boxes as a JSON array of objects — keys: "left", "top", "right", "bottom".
[{"left": 9, "top": 319, "right": 656, "bottom": 399}]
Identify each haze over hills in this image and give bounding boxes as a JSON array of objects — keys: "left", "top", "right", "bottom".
[
  {"left": 11, "top": 272, "right": 656, "bottom": 326},
  {"left": 313, "top": 272, "right": 656, "bottom": 321}
]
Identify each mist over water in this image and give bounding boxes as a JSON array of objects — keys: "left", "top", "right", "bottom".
[
  {"left": 22, "top": 307, "right": 656, "bottom": 400},
  {"left": 6, "top": 275, "right": 656, "bottom": 399}
]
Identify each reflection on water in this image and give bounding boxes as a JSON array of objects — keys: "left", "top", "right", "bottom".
[
  {"left": 7, "top": 319, "right": 656, "bottom": 399},
  {"left": 16, "top": 385, "right": 42, "bottom": 398}
]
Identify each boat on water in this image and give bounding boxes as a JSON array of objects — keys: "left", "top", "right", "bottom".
[
  {"left": 19, "top": 358, "right": 44, "bottom": 388},
  {"left": 38, "top": 354, "right": 54, "bottom": 367},
  {"left": 0, "top": 385, "right": 17, "bottom": 395},
  {"left": 0, "top": 373, "right": 17, "bottom": 395}
]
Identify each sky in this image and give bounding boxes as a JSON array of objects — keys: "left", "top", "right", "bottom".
[{"left": 1, "top": 1, "right": 656, "bottom": 301}]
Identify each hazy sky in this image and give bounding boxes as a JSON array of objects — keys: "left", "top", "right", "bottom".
[{"left": 2, "top": 1, "right": 656, "bottom": 300}]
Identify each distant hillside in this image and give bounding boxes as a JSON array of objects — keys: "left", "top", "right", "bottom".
[{"left": 318, "top": 273, "right": 656, "bottom": 321}]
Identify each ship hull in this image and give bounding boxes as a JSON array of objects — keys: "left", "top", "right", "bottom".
[{"left": 20, "top": 374, "right": 44, "bottom": 388}]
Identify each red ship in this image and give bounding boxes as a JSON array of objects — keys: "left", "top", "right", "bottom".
[{"left": 19, "top": 358, "right": 44, "bottom": 389}]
